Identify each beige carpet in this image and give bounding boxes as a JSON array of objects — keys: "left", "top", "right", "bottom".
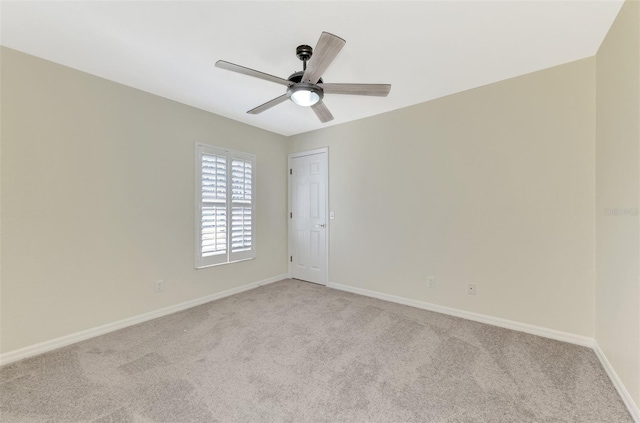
[{"left": 0, "top": 279, "right": 632, "bottom": 422}]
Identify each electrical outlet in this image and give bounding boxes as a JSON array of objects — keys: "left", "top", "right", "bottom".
[
  {"left": 155, "top": 280, "right": 165, "bottom": 293},
  {"left": 427, "top": 276, "right": 436, "bottom": 288},
  {"left": 467, "top": 284, "right": 476, "bottom": 295}
]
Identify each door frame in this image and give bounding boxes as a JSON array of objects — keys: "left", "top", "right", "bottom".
[{"left": 288, "top": 147, "right": 329, "bottom": 285}]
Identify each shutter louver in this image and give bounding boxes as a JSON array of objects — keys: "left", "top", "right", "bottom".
[
  {"left": 202, "top": 155, "right": 227, "bottom": 202},
  {"left": 230, "top": 159, "right": 253, "bottom": 256},
  {"left": 231, "top": 159, "right": 252, "bottom": 202},
  {"left": 201, "top": 154, "right": 227, "bottom": 259},
  {"left": 231, "top": 207, "right": 252, "bottom": 251},
  {"left": 201, "top": 206, "right": 226, "bottom": 256}
]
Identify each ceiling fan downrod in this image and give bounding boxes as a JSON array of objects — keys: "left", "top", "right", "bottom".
[{"left": 296, "top": 44, "right": 313, "bottom": 71}]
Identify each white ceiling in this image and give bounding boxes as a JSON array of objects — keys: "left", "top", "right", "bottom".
[{"left": 1, "top": 1, "right": 623, "bottom": 136}]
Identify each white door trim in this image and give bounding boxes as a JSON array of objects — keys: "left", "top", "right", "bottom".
[{"left": 288, "top": 147, "right": 329, "bottom": 285}]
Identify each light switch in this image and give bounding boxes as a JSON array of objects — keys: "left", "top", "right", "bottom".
[{"left": 330, "top": 211, "right": 335, "bottom": 220}]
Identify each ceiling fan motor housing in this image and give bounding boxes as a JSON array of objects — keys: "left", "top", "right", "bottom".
[
  {"left": 288, "top": 45, "right": 325, "bottom": 107},
  {"left": 287, "top": 71, "right": 323, "bottom": 84}
]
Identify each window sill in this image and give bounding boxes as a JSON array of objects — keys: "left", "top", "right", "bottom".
[{"left": 195, "top": 257, "right": 255, "bottom": 270}]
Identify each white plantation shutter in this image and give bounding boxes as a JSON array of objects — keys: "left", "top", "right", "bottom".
[
  {"left": 200, "top": 154, "right": 227, "bottom": 263},
  {"left": 230, "top": 158, "right": 253, "bottom": 261},
  {"left": 196, "top": 144, "right": 255, "bottom": 268}
]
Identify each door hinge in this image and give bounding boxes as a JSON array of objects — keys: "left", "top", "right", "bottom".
[
  {"left": 290, "top": 256, "right": 293, "bottom": 262},
  {"left": 289, "top": 169, "right": 292, "bottom": 175},
  {"left": 290, "top": 212, "right": 292, "bottom": 218}
]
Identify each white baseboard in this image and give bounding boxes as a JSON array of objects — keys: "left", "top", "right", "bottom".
[
  {"left": 327, "top": 281, "right": 594, "bottom": 347},
  {"left": 0, "top": 273, "right": 289, "bottom": 366},
  {"left": 327, "top": 281, "right": 640, "bottom": 421},
  {"left": 3, "top": 275, "right": 637, "bottom": 421},
  {"left": 593, "top": 341, "right": 640, "bottom": 422}
]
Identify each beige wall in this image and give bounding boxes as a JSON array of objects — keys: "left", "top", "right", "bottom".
[
  {"left": 290, "top": 58, "right": 596, "bottom": 337},
  {"left": 0, "top": 47, "right": 288, "bottom": 353},
  {"left": 596, "top": 0, "right": 640, "bottom": 408}
]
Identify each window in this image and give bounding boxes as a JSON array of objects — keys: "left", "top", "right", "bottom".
[{"left": 195, "top": 143, "right": 255, "bottom": 268}]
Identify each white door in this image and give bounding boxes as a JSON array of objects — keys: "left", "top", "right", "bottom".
[{"left": 289, "top": 150, "right": 328, "bottom": 285}]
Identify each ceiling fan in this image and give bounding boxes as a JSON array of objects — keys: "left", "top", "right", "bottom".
[{"left": 215, "top": 32, "right": 391, "bottom": 123}]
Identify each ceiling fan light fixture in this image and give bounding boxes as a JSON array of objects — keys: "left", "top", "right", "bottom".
[
  {"left": 215, "top": 32, "right": 390, "bottom": 123},
  {"left": 291, "top": 89, "right": 320, "bottom": 107},
  {"left": 288, "top": 83, "right": 323, "bottom": 107}
]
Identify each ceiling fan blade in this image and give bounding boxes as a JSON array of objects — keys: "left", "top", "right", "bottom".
[
  {"left": 247, "top": 94, "right": 289, "bottom": 115},
  {"left": 216, "top": 60, "right": 293, "bottom": 86},
  {"left": 318, "top": 83, "right": 391, "bottom": 97},
  {"left": 311, "top": 101, "right": 334, "bottom": 123},
  {"left": 302, "top": 32, "right": 346, "bottom": 84}
]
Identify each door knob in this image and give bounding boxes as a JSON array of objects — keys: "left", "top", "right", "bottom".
[{"left": 315, "top": 223, "right": 326, "bottom": 228}]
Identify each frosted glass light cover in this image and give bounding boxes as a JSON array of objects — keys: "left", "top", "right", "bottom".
[{"left": 290, "top": 89, "right": 320, "bottom": 107}]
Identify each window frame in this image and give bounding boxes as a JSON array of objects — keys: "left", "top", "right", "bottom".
[{"left": 195, "top": 142, "right": 256, "bottom": 269}]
